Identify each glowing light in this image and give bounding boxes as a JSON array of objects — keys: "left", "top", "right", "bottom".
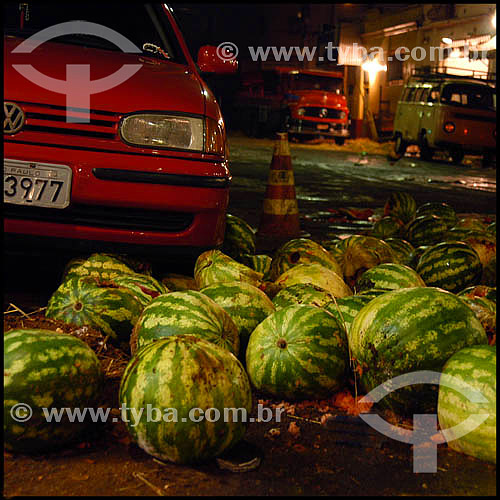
[
  {"left": 361, "top": 59, "right": 387, "bottom": 74},
  {"left": 492, "top": 12, "right": 496, "bottom": 29},
  {"left": 442, "top": 37, "right": 453, "bottom": 45}
]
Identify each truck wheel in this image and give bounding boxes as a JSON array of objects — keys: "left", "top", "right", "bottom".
[
  {"left": 394, "top": 133, "right": 407, "bottom": 156},
  {"left": 334, "top": 137, "right": 345, "bottom": 146},
  {"left": 450, "top": 149, "right": 464, "bottom": 165}
]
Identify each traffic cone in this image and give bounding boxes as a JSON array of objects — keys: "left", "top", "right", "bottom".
[{"left": 257, "top": 132, "right": 300, "bottom": 241}]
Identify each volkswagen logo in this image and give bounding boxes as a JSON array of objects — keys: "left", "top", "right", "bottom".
[
  {"left": 319, "top": 107, "right": 328, "bottom": 118},
  {"left": 4, "top": 102, "right": 25, "bottom": 134}
]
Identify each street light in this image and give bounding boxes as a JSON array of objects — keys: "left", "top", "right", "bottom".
[{"left": 361, "top": 59, "right": 387, "bottom": 75}]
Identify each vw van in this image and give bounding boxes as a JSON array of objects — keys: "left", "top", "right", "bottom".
[
  {"left": 4, "top": 3, "right": 236, "bottom": 258},
  {"left": 393, "top": 71, "right": 496, "bottom": 166}
]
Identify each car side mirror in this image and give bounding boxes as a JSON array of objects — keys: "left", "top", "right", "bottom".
[{"left": 197, "top": 45, "right": 238, "bottom": 74}]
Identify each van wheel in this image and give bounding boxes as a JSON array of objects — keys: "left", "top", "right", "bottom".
[
  {"left": 450, "top": 150, "right": 464, "bottom": 165},
  {"left": 419, "top": 133, "right": 434, "bottom": 161},
  {"left": 394, "top": 134, "right": 407, "bottom": 156}
]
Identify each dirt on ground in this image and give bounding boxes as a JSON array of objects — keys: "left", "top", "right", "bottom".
[{"left": 3, "top": 308, "right": 497, "bottom": 497}]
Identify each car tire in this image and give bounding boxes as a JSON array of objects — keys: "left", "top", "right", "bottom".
[
  {"left": 394, "top": 133, "right": 407, "bottom": 156},
  {"left": 450, "top": 150, "right": 464, "bottom": 165},
  {"left": 334, "top": 137, "right": 345, "bottom": 146},
  {"left": 419, "top": 133, "right": 434, "bottom": 161}
]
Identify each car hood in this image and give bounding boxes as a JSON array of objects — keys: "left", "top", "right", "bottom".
[
  {"left": 292, "top": 90, "right": 347, "bottom": 109},
  {"left": 4, "top": 36, "right": 205, "bottom": 115}
]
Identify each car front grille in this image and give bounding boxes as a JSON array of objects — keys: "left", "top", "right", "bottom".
[
  {"left": 5, "top": 203, "right": 194, "bottom": 233},
  {"left": 303, "top": 107, "right": 343, "bottom": 119},
  {"left": 16, "top": 101, "right": 120, "bottom": 139}
]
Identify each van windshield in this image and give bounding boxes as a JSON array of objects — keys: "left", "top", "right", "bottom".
[
  {"left": 289, "top": 73, "right": 343, "bottom": 93},
  {"left": 440, "top": 83, "right": 496, "bottom": 111},
  {"left": 3, "top": 3, "right": 186, "bottom": 64}
]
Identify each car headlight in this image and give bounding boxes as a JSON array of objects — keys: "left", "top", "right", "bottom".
[
  {"left": 339, "top": 111, "right": 346, "bottom": 120},
  {"left": 297, "top": 107, "right": 306, "bottom": 116},
  {"left": 120, "top": 113, "right": 204, "bottom": 151}
]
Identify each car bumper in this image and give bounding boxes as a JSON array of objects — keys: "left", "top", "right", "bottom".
[
  {"left": 288, "top": 119, "right": 350, "bottom": 137},
  {"left": 4, "top": 141, "right": 230, "bottom": 249}
]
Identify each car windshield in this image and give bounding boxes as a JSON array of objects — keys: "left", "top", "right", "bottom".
[
  {"left": 440, "top": 83, "right": 496, "bottom": 110},
  {"left": 3, "top": 3, "right": 186, "bottom": 64},
  {"left": 289, "top": 73, "right": 343, "bottom": 92}
]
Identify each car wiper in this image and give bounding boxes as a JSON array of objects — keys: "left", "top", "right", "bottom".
[{"left": 142, "top": 43, "right": 170, "bottom": 60}]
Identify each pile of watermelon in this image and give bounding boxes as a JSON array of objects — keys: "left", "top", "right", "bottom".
[{"left": 4, "top": 194, "right": 496, "bottom": 465}]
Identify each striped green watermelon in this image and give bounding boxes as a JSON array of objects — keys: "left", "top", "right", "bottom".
[
  {"left": 349, "top": 287, "right": 488, "bottom": 415},
  {"left": 355, "top": 263, "right": 426, "bottom": 293},
  {"left": 415, "top": 202, "right": 457, "bottom": 230},
  {"left": 274, "top": 263, "right": 352, "bottom": 298},
  {"left": 408, "top": 245, "right": 431, "bottom": 270},
  {"left": 458, "top": 285, "right": 496, "bottom": 303},
  {"left": 454, "top": 217, "right": 488, "bottom": 232},
  {"left": 160, "top": 273, "right": 199, "bottom": 292},
  {"left": 385, "top": 238, "right": 415, "bottom": 266},
  {"left": 130, "top": 290, "right": 239, "bottom": 356},
  {"left": 200, "top": 281, "right": 275, "bottom": 361},
  {"left": 102, "top": 253, "right": 153, "bottom": 276},
  {"left": 4, "top": 329, "right": 103, "bottom": 452},
  {"left": 194, "top": 250, "right": 263, "bottom": 289},
  {"left": 370, "top": 216, "right": 403, "bottom": 239},
  {"left": 437, "top": 345, "right": 496, "bottom": 464},
  {"left": 444, "top": 227, "right": 475, "bottom": 241},
  {"left": 61, "top": 256, "right": 87, "bottom": 281},
  {"left": 241, "top": 254, "right": 273, "bottom": 280},
  {"left": 333, "top": 235, "right": 394, "bottom": 286},
  {"left": 119, "top": 335, "right": 252, "bottom": 464},
  {"left": 461, "top": 231, "right": 496, "bottom": 269},
  {"left": 416, "top": 241, "right": 482, "bottom": 293},
  {"left": 222, "top": 213, "right": 256, "bottom": 260},
  {"left": 457, "top": 295, "right": 496, "bottom": 345},
  {"left": 272, "top": 283, "right": 337, "bottom": 310},
  {"left": 404, "top": 215, "right": 449, "bottom": 247},
  {"left": 63, "top": 253, "right": 136, "bottom": 281},
  {"left": 323, "top": 295, "right": 373, "bottom": 335},
  {"left": 383, "top": 192, "right": 417, "bottom": 224},
  {"left": 269, "top": 238, "right": 342, "bottom": 281},
  {"left": 46, "top": 276, "right": 144, "bottom": 348},
  {"left": 103, "top": 273, "right": 168, "bottom": 307},
  {"left": 356, "top": 288, "right": 389, "bottom": 299},
  {"left": 246, "top": 305, "right": 348, "bottom": 400}
]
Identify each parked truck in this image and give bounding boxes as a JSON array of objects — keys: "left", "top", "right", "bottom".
[{"left": 233, "top": 66, "right": 350, "bottom": 144}]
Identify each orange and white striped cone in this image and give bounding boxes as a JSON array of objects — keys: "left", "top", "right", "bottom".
[{"left": 257, "top": 132, "right": 300, "bottom": 240}]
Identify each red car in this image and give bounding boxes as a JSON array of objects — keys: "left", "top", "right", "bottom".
[{"left": 4, "top": 3, "right": 236, "bottom": 258}]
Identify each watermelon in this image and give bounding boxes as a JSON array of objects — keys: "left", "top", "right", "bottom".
[
  {"left": 119, "top": 335, "right": 252, "bottom": 464},
  {"left": 103, "top": 273, "right": 168, "bottom": 307},
  {"left": 461, "top": 231, "right": 496, "bottom": 269},
  {"left": 103, "top": 253, "right": 153, "bottom": 276},
  {"left": 130, "top": 290, "right": 239, "bottom": 356},
  {"left": 269, "top": 238, "right": 342, "bottom": 281},
  {"left": 246, "top": 305, "right": 348, "bottom": 400},
  {"left": 222, "top": 213, "right": 257, "bottom": 260},
  {"left": 404, "top": 215, "right": 449, "bottom": 247},
  {"left": 444, "top": 227, "right": 475, "bottom": 241},
  {"left": 415, "top": 202, "right": 457, "bottom": 230},
  {"left": 356, "top": 288, "right": 389, "bottom": 299},
  {"left": 416, "top": 241, "right": 482, "bottom": 293},
  {"left": 324, "top": 295, "right": 373, "bottom": 335},
  {"left": 457, "top": 285, "right": 496, "bottom": 304},
  {"left": 63, "top": 253, "right": 136, "bottom": 281},
  {"left": 200, "top": 281, "right": 275, "bottom": 361},
  {"left": 408, "top": 245, "right": 431, "bottom": 270},
  {"left": 4, "top": 329, "right": 103, "bottom": 452},
  {"left": 384, "top": 238, "right": 415, "bottom": 266},
  {"left": 46, "top": 276, "right": 144, "bottom": 348},
  {"left": 355, "top": 263, "right": 426, "bottom": 293},
  {"left": 438, "top": 345, "right": 496, "bottom": 464},
  {"left": 383, "top": 192, "right": 417, "bottom": 224},
  {"left": 194, "top": 250, "right": 263, "bottom": 289},
  {"left": 481, "top": 255, "right": 496, "bottom": 287},
  {"left": 274, "top": 263, "right": 352, "bottom": 298},
  {"left": 272, "top": 283, "right": 337, "bottom": 310},
  {"left": 333, "top": 235, "right": 394, "bottom": 286},
  {"left": 348, "top": 287, "right": 488, "bottom": 415},
  {"left": 240, "top": 254, "right": 273, "bottom": 280},
  {"left": 61, "top": 256, "right": 87, "bottom": 281},
  {"left": 370, "top": 216, "right": 403, "bottom": 239},
  {"left": 454, "top": 217, "right": 488, "bottom": 232},
  {"left": 161, "top": 273, "right": 199, "bottom": 291},
  {"left": 457, "top": 295, "right": 496, "bottom": 345}
]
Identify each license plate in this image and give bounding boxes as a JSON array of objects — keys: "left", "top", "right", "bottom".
[
  {"left": 317, "top": 124, "right": 329, "bottom": 130},
  {"left": 4, "top": 159, "right": 72, "bottom": 209}
]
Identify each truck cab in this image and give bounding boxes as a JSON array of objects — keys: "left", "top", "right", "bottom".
[{"left": 234, "top": 66, "right": 350, "bottom": 144}]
